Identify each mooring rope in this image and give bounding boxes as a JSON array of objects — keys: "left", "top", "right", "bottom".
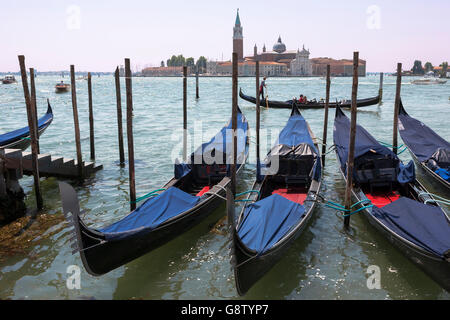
[
  {"left": 130, "top": 188, "right": 166, "bottom": 203},
  {"left": 309, "top": 194, "right": 373, "bottom": 217},
  {"left": 377, "top": 140, "right": 408, "bottom": 155},
  {"left": 234, "top": 190, "right": 260, "bottom": 203},
  {"left": 418, "top": 192, "right": 450, "bottom": 206}
]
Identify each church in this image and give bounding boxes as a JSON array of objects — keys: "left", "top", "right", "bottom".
[{"left": 206, "top": 9, "right": 365, "bottom": 77}]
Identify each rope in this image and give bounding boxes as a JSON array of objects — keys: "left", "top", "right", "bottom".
[
  {"left": 235, "top": 190, "right": 260, "bottom": 203},
  {"left": 314, "top": 194, "right": 373, "bottom": 217},
  {"left": 418, "top": 192, "right": 450, "bottom": 206},
  {"left": 130, "top": 188, "right": 166, "bottom": 203}
]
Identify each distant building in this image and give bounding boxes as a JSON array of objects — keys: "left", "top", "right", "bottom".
[
  {"left": 141, "top": 66, "right": 193, "bottom": 76},
  {"left": 311, "top": 57, "right": 366, "bottom": 76},
  {"left": 206, "top": 60, "right": 287, "bottom": 76},
  {"left": 290, "top": 46, "right": 312, "bottom": 76},
  {"left": 233, "top": 9, "right": 244, "bottom": 61}
]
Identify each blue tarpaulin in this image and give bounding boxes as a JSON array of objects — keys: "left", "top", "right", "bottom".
[
  {"left": 333, "top": 107, "right": 415, "bottom": 184},
  {"left": 276, "top": 114, "right": 317, "bottom": 152},
  {"left": 372, "top": 197, "right": 450, "bottom": 258},
  {"left": 237, "top": 194, "right": 305, "bottom": 254},
  {"left": 100, "top": 187, "right": 201, "bottom": 241},
  {"left": 398, "top": 101, "right": 450, "bottom": 162},
  {"left": 0, "top": 107, "right": 53, "bottom": 146}
]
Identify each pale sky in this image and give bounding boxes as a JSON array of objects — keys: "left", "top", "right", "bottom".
[{"left": 1, "top": 0, "right": 449, "bottom": 72}]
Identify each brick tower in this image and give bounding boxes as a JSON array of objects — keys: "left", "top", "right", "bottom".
[{"left": 233, "top": 9, "right": 244, "bottom": 61}]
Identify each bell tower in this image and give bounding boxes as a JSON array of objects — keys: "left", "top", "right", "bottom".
[{"left": 233, "top": 9, "right": 244, "bottom": 61}]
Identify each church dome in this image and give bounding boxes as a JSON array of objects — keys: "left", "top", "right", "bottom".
[{"left": 273, "top": 36, "right": 286, "bottom": 53}]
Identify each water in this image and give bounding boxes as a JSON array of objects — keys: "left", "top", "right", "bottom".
[{"left": 0, "top": 75, "right": 449, "bottom": 300}]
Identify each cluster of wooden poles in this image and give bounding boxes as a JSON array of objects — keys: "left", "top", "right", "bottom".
[
  {"left": 16, "top": 53, "right": 400, "bottom": 231},
  {"left": 225, "top": 52, "right": 401, "bottom": 230}
]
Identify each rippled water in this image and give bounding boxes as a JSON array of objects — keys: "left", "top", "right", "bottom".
[{"left": 0, "top": 75, "right": 449, "bottom": 300}]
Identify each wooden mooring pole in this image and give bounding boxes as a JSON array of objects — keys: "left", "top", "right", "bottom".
[
  {"left": 343, "top": 52, "right": 359, "bottom": 229},
  {"left": 115, "top": 66, "right": 125, "bottom": 166},
  {"left": 255, "top": 60, "right": 261, "bottom": 178},
  {"left": 195, "top": 66, "right": 199, "bottom": 99},
  {"left": 18, "top": 57, "right": 43, "bottom": 210},
  {"left": 393, "top": 63, "right": 402, "bottom": 155},
  {"left": 30, "top": 68, "right": 40, "bottom": 154},
  {"left": 70, "top": 65, "right": 83, "bottom": 179},
  {"left": 321, "top": 64, "right": 331, "bottom": 166},
  {"left": 88, "top": 72, "right": 95, "bottom": 160},
  {"left": 231, "top": 52, "right": 238, "bottom": 196},
  {"left": 183, "top": 66, "right": 188, "bottom": 161},
  {"left": 378, "top": 72, "right": 384, "bottom": 104},
  {"left": 125, "top": 58, "right": 136, "bottom": 211}
]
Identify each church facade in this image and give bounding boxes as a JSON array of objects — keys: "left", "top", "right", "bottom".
[{"left": 206, "top": 9, "right": 365, "bottom": 77}]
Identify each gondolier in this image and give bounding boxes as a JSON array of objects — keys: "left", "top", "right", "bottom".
[{"left": 259, "top": 77, "right": 267, "bottom": 100}]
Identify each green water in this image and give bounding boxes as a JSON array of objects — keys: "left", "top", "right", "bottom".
[{"left": 0, "top": 75, "right": 449, "bottom": 299}]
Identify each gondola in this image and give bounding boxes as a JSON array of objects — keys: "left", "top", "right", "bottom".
[
  {"left": 333, "top": 105, "right": 450, "bottom": 292},
  {"left": 0, "top": 100, "right": 53, "bottom": 150},
  {"left": 239, "top": 88, "right": 380, "bottom": 109},
  {"left": 397, "top": 100, "right": 450, "bottom": 192},
  {"left": 231, "top": 104, "right": 322, "bottom": 295},
  {"left": 59, "top": 107, "right": 250, "bottom": 276}
]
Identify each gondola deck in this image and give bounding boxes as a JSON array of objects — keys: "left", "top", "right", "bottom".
[
  {"left": 333, "top": 105, "right": 450, "bottom": 292},
  {"left": 397, "top": 100, "right": 450, "bottom": 192},
  {"left": 232, "top": 104, "right": 322, "bottom": 295},
  {"left": 60, "top": 108, "right": 250, "bottom": 276}
]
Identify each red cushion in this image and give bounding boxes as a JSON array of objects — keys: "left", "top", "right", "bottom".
[
  {"left": 366, "top": 191, "right": 401, "bottom": 208},
  {"left": 272, "top": 188, "right": 307, "bottom": 204},
  {"left": 196, "top": 186, "right": 210, "bottom": 197}
]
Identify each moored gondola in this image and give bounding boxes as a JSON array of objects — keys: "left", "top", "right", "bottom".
[
  {"left": 232, "top": 104, "right": 322, "bottom": 295},
  {"left": 397, "top": 100, "right": 450, "bottom": 192},
  {"left": 0, "top": 100, "right": 53, "bottom": 150},
  {"left": 239, "top": 88, "right": 380, "bottom": 109},
  {"left": 59, "top": 108, "right": 249, "bottom": 276},
  {"left": 333, "top": 105, "right": 450, "bottom": 292}
]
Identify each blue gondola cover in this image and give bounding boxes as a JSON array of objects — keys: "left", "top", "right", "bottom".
[
  {"left": 372, "top": 197, "right": 450, "bottom": 258},
  {"left": 237, "top": 194, "right": 305, "bottom": 254},
  {"left": 100, "top": 187, "right": 201, "bottom": 241},
  {"left": 398, "top": 107, "right": 450, "bottom": 163},
  {"left": 0, "top": 110, "right": 53, "bottom": 146},
  {"left": 334, "top": 108, "right": 414, "bottom": 184}
]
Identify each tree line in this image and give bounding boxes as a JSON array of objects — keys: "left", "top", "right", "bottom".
[
  {"left": 160, "top": 55, "right": 208, "bottom": 73},
  {"left": 411, "top": 60, "right": 448, "bottom": 77}
]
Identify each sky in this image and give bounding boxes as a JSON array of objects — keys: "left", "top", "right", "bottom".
[{"left": 1, "top": 0, "right": 449, "bottom": 72}]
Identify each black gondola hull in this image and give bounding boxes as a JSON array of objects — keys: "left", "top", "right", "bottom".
[
  {"left": 233, "top": 195, "right": 317, "bottom": 295},
  {"left": 337, "top": 163, "right": 450, "bottom": 293},
  {"left": 239, "top": 88, "right": 380, "bottom": 109}
]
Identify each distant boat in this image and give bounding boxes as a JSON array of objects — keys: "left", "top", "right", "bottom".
[
  {"left": 55, "top": 81, "right": 70, "bottom": 93},
  {"left": 2, "top": 75, "right": 17, "bottom": 84},
  {"left": 411, "top": 74, "right": 447, "bottom": 85}
]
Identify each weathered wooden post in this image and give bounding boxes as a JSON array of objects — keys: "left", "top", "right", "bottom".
[
  {"left": 378, "top": 72, "right": 384, "bottom": 104},
  {"left": 70, "top": 65, "right": 83, "bottom": 179},
  {"left": 30, "top": 68, "right": 40, "bottom": 154},
  {"left": 115, "top": 67, "right": 125, "bottom": 166},
  {"left": 255, "top": 60, "right": 261, "bottom": 177},
  {"left": 183, "top": 66, "right": 188, "bottom": 161},
  {"left": 321, "top": 64, "right": 331, "bottom": 166},
  {"left": 87, "top": 72, "right": 95, "bottom": 160},
  {"left": 393, "top": 63, "right": 402, "bottom": 155},
  {"left": 343, "top": 52, "right": 359, "bottom": 229},
  {"left": 125, "top": 58, "right": 136, "bottom": 210},
  {"left": 18, "top": 57, "right": 43, "bottom": 210},
  {"left": 231, "top": 52, "right": 238, "bottom": 196},
  {"left": 195, "top": 66, "right": 199, "bottom": 99}
]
